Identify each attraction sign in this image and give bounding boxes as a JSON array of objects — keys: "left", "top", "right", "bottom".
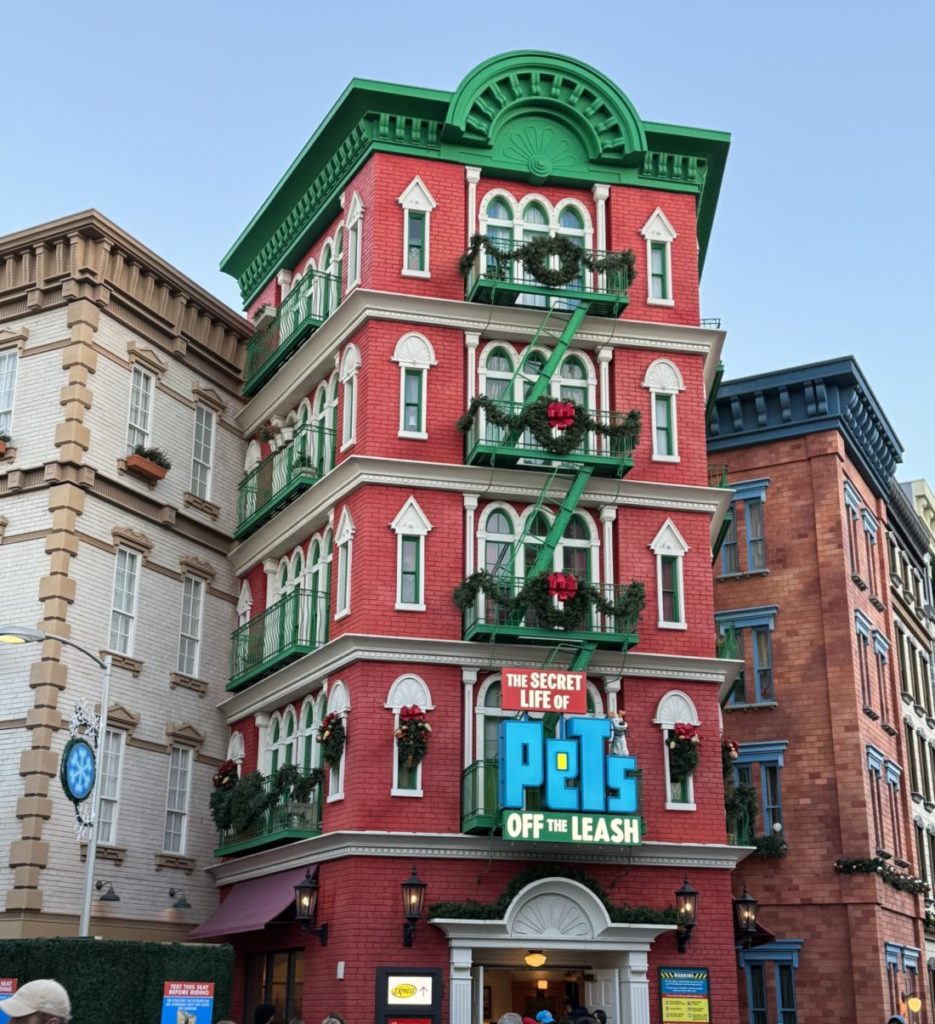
[{"left": 500, "top": 667, "right": 587, "bottom": 713}]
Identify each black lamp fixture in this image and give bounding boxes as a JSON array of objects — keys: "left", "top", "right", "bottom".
[
  {"left": 674, "top": 877, "right": 698, "bottom": 953},
  {"left": 95, "top": 880, "right": 120, "bottom": 903},
  {"left": 401, "top": 866, "right": 427, "bottom": 947},
  {"left": 732, "top": 886, "right": 758, "bottom": 948},
  {"left": 294, "top": 868, "right": 328, "bottom": 946},
  {"left": 169, "top": 888, "right": 191, "bottom": 910}
]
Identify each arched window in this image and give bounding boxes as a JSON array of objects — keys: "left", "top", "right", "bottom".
[
  {"left": 346, "top": 193, "right": 364, "bottom": 289},
  {"left": 555, "top": 203, "right": 586, "bottom": 296},
  {"left": 313, "top": 384, "right": 331, "bottom": 475},
  {"left": 481, "top": 506, "right": 517, "bottom": 579},
  {"left": 392, "top": 333, "right": 437, "bottom": 438},
  {"left": 654, "top": 690, "right": 700, "bottom": 809},
  {"left": 340, "top": 345, "right": 361, "bottom": 450},
  {"left": 650, "top": 518, "right": 689, "bottom": 629},
  {"left": 335, "top": 508, "right": 355, "bottom": 618},
  {"left": 480, "top": 194, "right": 515, "bottom": 280},
  {"left": 226, "top": 730, "right": 245, "bottom": 768},
  {"left": 282, "top": 707, "right": 297, "bottom": 767},
  {"left": 643, "top": 359, "right": 685, "bottom": 462},
  {"left": 320, "top": 243, "right": 335, "bottom": 319},
  {"left": 307, "top": 536, "right": 328, "bottom": 646},
  {"left": 386, "top": 674, "right": 433, "bottom": 795},
  {"left": 268, "top": 712, "right": 283, "bottom": 774},
  {"left": 299, "top": 697, "right": 318, "bottom": 773},
  {"left": 519, "top": 200, "right": 550, "bottom": 307},
  {"left": 325, "top": 681, "right": 350, "bottom": 801},
  {"left": 475, "top": 676, "right": 513, "bottom": 761},
  {"left": 333, "top": 228, "right": 344, "bottom": 306},
  {"left": 480, "top": 345, "right": 516, "bottom": 444},
  {"left": 237, "top": 582, "right": 252, "bottom": 628}
]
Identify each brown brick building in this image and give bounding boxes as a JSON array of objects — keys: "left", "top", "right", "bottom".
[{"left": 708, "top": 359, "right": 928, "bottom": 1023}]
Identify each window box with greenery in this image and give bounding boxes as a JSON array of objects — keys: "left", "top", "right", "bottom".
[
  {"left": 126, "top": 445, "right": 172, "bottom": 482},
  {"left": 0, "top": 432, "right": 10, "bottom": 457}
]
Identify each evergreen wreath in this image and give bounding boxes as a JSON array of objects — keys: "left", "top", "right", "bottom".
[
  {"left": 453, "top": 569, "right": 644, "bottom": 633},
  {"left": 667, "top": 723, "right": 700, "bottom": 783},
  {"left": 457, "top": 394, "right": 640, "bottom": 459},
  {"left": 753, "top": 833, "right": 788, "bottom": 858},
  {"left": 395, "top": 705, "right": 432, "bottom": 768},
  {"left": 317, "top": 713, "right": 346, "bottom": 765},
  {"left": 459, "top": 233, "right": 637, "bottom": 289}
]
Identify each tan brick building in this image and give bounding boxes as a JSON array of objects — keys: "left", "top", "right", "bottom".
[{"left": 0, "top": 211, "right": 252, "bottom": 939}]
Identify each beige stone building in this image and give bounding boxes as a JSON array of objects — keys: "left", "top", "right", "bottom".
[{"left": 0, "top": 211, "right": 251, "bottom": 939}]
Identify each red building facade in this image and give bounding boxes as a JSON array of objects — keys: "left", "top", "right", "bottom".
[{"left": 200, "top": 51, "right": 741, "bottom": 1024}]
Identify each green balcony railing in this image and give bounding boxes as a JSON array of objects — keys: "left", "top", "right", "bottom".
[
  {"left": 462, "top": 757, "right": 643, "bottom": 835},
  {"left": 214, "top": 773, "right": 323, "bottom": 856},
  {"left": 462, "top": 576, "right": 640, "bottom": 650},
  {"left": 462, "top": 398, "right": 636, "bottom": 477},
  {"left": 717, "top": 623, "right": 739, "bottom": 661},
  {"left": 243, "top": 269, "right": 339, "bottom": 396},
  {"left": 727, "top": 801, "right": 754, "bottom": 846},
  {"left": 709, "top": 463, "right": 733, "bottom": 563},
  {"left": 464, "top": 237, "right": 631, "bottom": 319},
  {"left": 228, "top": 588, "right": 328, "bottom": 691},
  {"left": 236, "top": 424, "right": 332, "bottom": 540}
]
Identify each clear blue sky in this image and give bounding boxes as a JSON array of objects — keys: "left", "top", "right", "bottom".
[{"left": 4, "top": 0, "right": 933, "bottom": 479}]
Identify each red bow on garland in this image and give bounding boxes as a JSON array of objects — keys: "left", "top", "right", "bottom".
[
  {"left": 547, "top": 571, "right": 579, "bottom": 603},
  {"left": 546, "top": 400, "right": 576, "bottom": 430}
]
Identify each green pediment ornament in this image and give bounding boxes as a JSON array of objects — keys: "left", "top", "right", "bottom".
[{"left": 443, "top": 50, "right": 648, "bottom": 176}]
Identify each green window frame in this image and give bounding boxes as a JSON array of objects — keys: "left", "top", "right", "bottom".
[
  {"left": 406, "top": 211, "right": 426, "bottom": 272},
  {"left": 402, "top": 368, "right": 423, "bottom": 434},
  {"left": 399, "top": 535, "right": 421, "bottom": 606},
  {"left": 654, "top": 393, "right": 674, "bottom": 457},
  {"left": 660, "top": 555, "right": 680, "bottom": 623},
  {"left": 650, "top": 241, "right": 669, "bottom": 300}
]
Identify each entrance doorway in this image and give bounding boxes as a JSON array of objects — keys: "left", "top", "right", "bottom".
[{"left": 479, "top": 965, "right": 585, "bottom": 1024}]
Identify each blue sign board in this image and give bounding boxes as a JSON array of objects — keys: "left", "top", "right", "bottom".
[{"left": 160, "top": 982, "right": 214, "bottom": 1024}]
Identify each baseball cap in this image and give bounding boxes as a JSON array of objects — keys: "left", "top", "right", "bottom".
[
  {"left": 535, "top": 1013, "right": 555, "bottom": 1023},
  {"left": 1, "top": 979, "right": 71, "bottom": 1020}
]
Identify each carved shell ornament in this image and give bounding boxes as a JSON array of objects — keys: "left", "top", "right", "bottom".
[
  {"left": 511, "top": 893, "right": 593, "bottom": 938},
  {"left": 504, "top": 125, "right": 577, "bottom": 178}
]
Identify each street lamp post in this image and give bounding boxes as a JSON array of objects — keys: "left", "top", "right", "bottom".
[{"left": 0, "top": 625, "right": 111, "bottom": 938}]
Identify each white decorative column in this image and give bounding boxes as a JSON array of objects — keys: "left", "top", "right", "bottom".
[
  {"left": 465, "top": 331, "right": 480, "bottom": 402},
  {"left": 449, "top": 945, "right": 474, "bottom": 1024},
  {"left": 462, "top": 668, "right": 478, "bottom": 768},
  {"left": 263, "top": 558, "right": 279, "bottom": 604},
  {"left": 254, "top": 712, "right": 271, "bottom": 775},
  {"left": 276, "top": 268, "right": 292, "bottom": 302},
  {"left": 597, "top": 346, "right": 612, "bottom": 453},
  {"left": 619, "top": 951, "right": 650, "bottom": 1024},
  {"left": 600, "top": 506, "right": 617, "bottom": 589},
  {"left": 603, "top": 675, "right": 621, "bottom": 715},
  {"left": 592, "top": 183, "right": 610, "bottom": 290},
  {"left": 464, "top": 494, "right": 479, "bottom": 575},
  {"left": 465, "top": 167, "right": 481, "bottom": 242}
]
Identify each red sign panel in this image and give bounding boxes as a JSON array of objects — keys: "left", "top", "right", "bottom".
[
  {"left": 501, "top": 667, "right": 587, "bottom": 714},
  {"left": 387, "top": 1018, "right": 432, "bottom": 1024}
]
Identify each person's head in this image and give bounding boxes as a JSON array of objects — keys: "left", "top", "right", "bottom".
[
  {"left": 523, "top": 1016, "right": 537, "bottom": 1024},
  {"left": 535, "top": 1012, "right": 555, "bottom": 1024},
  {"left": 254, "top": 1004, "right": 276, "bottom": 1024},
  {"left": 288, "top": 1019, "right": 305, "bottom": 1024},
  {"left": 321, "top": 1015, "right": 345, "bottom": 1024},
  {"left": 1, "top": 980, "right": 71, "bottom": 1024},
  {"left": 498, "top": 1014, "right": 522, "bottom": 1024},
  {"left": 593, "top": 1012, "right": 607, "bottom": 1024}
]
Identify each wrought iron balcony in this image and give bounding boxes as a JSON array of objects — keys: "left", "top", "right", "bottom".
[
  {"left": 214, "top": 772, "right": 323, "bottom": 856},
  {"left": 462, "top": 758, "right": 643, "bottom": 836},
  {"left": 228, "top": 588, "right": 328, "bottom": 692},
  {"left": 461, "top": 398, "right": 636, "bottom": 477},
  {"left": 235, "top": 424, "right": 332, "bottom": 540},
  {"left": 463, "top": 237, "right": 631, "bottom": 318},
  {"left": 461, "top": 575, "right": 640, "bottom": 650},
  {"left": 243, "top": 269, "right": 339, "bottom": 396}
]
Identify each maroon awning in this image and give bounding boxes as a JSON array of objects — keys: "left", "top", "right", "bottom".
[{"left": 188, "top": 865, "right": 312, "bottom": 940}]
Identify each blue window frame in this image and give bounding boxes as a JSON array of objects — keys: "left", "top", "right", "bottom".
[
  {"left": 738, "top": 941, "right": 802, "bottom": 1024},
  {"left": 719, "top": 478, "right": 769, "bottom": 577},
  {"left": 721, "top": 506, "right": 739, "bottom": 576},
  {"left": 717, "top": 606, "right": 778, "bottom": 705},
  {"left": 733, "top": 741, "right": 788, "bottom": 836}
]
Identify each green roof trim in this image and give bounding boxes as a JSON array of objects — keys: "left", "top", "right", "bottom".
[{"left": 222, "top": 51, "right": 730, "bottom": 305}]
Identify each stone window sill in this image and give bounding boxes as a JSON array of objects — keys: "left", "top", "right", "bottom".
[
  {"left": 80, "top": 843, "right": 126, "bottom": 865},
  {"left": 102, "top": 651, "right": 143, "bottom": 677},
  {"left": 169, "top": 672, "right": 208, "bottom": 696},
  {"left": 183, "top": 492, "right": 220, "bottom": 519},
  {"left": 154, "top": 853, "right": 195, "bottom": 873},
  {"left": 725, "top": 701, "right": 779, "bottom": 712}
]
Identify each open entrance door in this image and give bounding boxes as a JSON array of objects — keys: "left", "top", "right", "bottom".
[{"left": 476, "top": 965, "right": 620, "bottom": 1024}]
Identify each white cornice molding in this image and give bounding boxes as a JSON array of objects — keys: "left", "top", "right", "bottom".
[
  {"left": 218, "top": 631, "right": 741, "bottom": 721},
  {"left": 229, "top": 455, "right": 732, "bottom": 574},
  {"left": 204, "top": 828, "right": 752, "bottom": 885},
  {"left": 236, "top": 289, "right": 726, "bottom": 435}
]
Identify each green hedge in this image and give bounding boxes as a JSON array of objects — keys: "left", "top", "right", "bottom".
[{"left": 0, "top": 938, "right": 233, "bottom": 1023}]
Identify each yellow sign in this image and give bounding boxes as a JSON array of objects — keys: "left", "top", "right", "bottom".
[
  {"left": 391, "top": 985, "right": 417, "bottom": 1000},
  {"left": 908, "top": 996, "right": 923, "bottom": 1013},
  {"left": 661, "top": 997, "right": 710, "bottom": 1022},
  {"left": 386, "top": 976, "right": 433, "bottom": 1006}
]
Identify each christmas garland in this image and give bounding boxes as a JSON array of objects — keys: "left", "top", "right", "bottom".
[
  {"left": 317, "top": 713, "right": 346, "bottom": 765},
  {"left": 754, "top": 833, "right": 788, "bottom": 858},
  {"left": 457, "top": 394, "right": 640, "bottom": 458},
  {"left": 453, "top": 569, "right": 644, "bottom": 633},
  {"left": 835, "top": 856, "right": 928, "bottom": 895},
  {"left": 721, "top": 738, "right": 740, "bottom": 781},
  {"left": 459, "top": 233, "right": 637, "bottom": 290},
  {"left": 667, "top": 723, "right": 700, "bottom": 782},
  {"left": 395, "top": 705, "right": 432, "bottom": 767}
]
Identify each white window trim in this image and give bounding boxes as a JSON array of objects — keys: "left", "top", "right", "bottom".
[
  {"left": 640, "top": 207, "right": 677, "bottom": 307},
  {"left": 0, "top": 347, "right": 20, "bottom": 437},
  {"left": 387, "top": 674, "right": 433, "bottom": 797},
  {"left": 335, "top": 507, "right": 355, "bottom": 619},
  {"left": 177, "top": 574, "right": 204, "bottom": 678},
  {"left": 643, "top": 358, "right": 685, "bottom": 463},
  {"left": 227, "top": 729, "right": 245, "bottom": 768},
  {"left": 126, "top": 366, "right": 154, "bottom": 452},
  {"left": 654, "top": 690, "right": 700, "bottom": 811},
  {"left": 163, "top": 744, "right": 193, "bottom": 854},
  {"left": 190, "top": 403, "right": 216, "bottom": 501},
  {"left": 109, "top": 546, "right": 141, "bottom": 655},
  {"left": 345, "top": 192, "right": 364, "bottom": 290},
  {"left": 325, "top": 682, "right": 349, "bottom": 802},
  {"left": 391, "top": 497, "right": 433, "bottom": 611},
  {"left": 98, "top": 728, "right": 126, "bottom": 844},
  {"left": 393, "top": 332, "right": 437, "bottom": 439},
  {"left": 397, "top": 176, "right": 437, "bottom": 279},
  {"left": 650, "top": 518, "right": 689, "bottom": 630},
  {"left": 339, "top": 344, "right": 360, "bottom": 452},
  {"left": 236, "top": 581, "right": 252, "bottom": 627}
]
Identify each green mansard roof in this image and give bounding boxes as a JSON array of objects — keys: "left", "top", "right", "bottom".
[{"left": 222, "top": 50, "right": 730, "bottom": 305}]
